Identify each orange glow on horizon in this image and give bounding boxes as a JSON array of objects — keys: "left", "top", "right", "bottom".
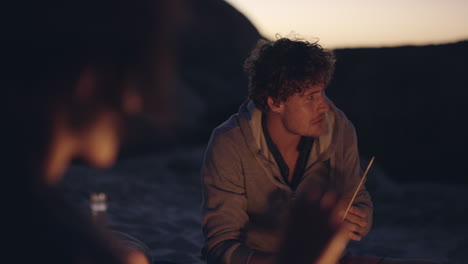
[{"left": 225, "top": 0, "right": 468, "bottom": 49}]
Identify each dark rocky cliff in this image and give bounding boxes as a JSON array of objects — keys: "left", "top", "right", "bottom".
[
  {"left": 327, "top": 41, "right": 468, "bottom": 183},
  {"left": 121, "top": 0, "right": 468, "bottom": 183}
]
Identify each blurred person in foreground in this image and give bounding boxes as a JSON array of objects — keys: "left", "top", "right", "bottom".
[
  {"left": 201, "top": 37, "right": 438, "bottom": 264},
  {"left": 2, "top": 1, "right": 177, "bottom": 263}
]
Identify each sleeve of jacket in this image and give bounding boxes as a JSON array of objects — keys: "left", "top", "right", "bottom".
[
  {"left": 201, "top": 128, "right": 255, "bottom": 264},
  {"left": 339, "top": 119, "right": 373, "bottom": 236}
]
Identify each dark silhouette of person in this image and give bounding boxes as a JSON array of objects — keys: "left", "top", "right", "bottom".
[{"left": 2, "top": 1, "right": 177, "bottom": 263}]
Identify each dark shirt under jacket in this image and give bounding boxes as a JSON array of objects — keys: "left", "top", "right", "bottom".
[{"left": 261, "top": 114, "right": 314, "bottom": 191}]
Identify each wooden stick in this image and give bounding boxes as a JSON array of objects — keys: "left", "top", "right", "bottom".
[{"left": 341, "top": 156, "right": 375, "bottom": 221}]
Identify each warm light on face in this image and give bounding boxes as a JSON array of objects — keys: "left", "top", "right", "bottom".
[
  {"left": 280, "top": 84, "right": 330, "bottom": 138},
  {"left": 81, "top": 110, "right": 122, "bottom": 169}
]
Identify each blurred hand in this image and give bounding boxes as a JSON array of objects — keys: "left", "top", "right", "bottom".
[
  {"left": 276, "top": 188, "right": 350, "bottom": 264},
  {"left": 313, "top": 192, "right": 350, "bottom": 264},
  {"left": 342, "top": 206, "right": 369, "bottom": 241}
]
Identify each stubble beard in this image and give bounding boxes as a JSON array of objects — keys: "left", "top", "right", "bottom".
[{"left": 283, "top": 117, "right": 324, "bottom": 139}]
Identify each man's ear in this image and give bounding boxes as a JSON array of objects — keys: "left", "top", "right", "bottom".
[{"left": 267, "top": 97, "right": 284, "bottom": 113}]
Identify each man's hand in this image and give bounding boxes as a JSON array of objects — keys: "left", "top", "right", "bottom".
[{"left": 342, "top": 206, "right": 369, "bottom": 241}]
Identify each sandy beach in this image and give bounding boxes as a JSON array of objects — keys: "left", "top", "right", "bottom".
[{"left": 63, "top": 146, "right": 467, "bottom": 264}]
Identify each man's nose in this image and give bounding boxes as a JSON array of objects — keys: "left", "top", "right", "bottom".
[{"left": 318, "top": 94, "right": 330, "bottom": 113}]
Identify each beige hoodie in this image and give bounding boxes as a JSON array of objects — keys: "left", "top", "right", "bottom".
[{"left": 201, "top": 100, "right": 373, "bottom": 264}]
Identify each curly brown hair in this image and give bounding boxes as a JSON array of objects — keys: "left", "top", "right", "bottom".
[{"left": 244, "top": 37, "right": 335, "bottom": 112}]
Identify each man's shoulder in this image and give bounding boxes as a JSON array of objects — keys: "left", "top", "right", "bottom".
[
  {"left": 205, "top": 113, "right": 250, "bottom": 163},
  {"left": 328, "top": 100, "right": 356, "bottom": 132},
  {"left": 210, "top": 113, "right": 245, "bottom": 145},
  {"left": 213, "top": 113, "right": 240, "bottom": 133}
]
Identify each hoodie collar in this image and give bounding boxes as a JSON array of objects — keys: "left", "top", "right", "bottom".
[{"left": 238, "top": 99, "right": 336, "bottom": 166}]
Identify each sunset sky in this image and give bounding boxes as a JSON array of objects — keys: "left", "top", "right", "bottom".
[{"left": 225, "top": 0, "right": 468, "bottom": 49}]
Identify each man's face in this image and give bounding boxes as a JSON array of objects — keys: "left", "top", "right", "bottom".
[{"left": 277, "top": 83, "right": 330, "bottom": 138}]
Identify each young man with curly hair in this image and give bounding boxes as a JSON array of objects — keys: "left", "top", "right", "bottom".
[{"left": 201, "top": 38, "right": 438, "bottom": 264}]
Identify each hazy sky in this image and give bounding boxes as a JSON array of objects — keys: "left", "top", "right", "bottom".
[{"left": 225, "top": 0, "right": 468, "bottom": 49}]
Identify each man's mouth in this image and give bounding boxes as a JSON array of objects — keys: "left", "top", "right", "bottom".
[{"left": 310, "top": 116, "right": 324, "bottom": 125}]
